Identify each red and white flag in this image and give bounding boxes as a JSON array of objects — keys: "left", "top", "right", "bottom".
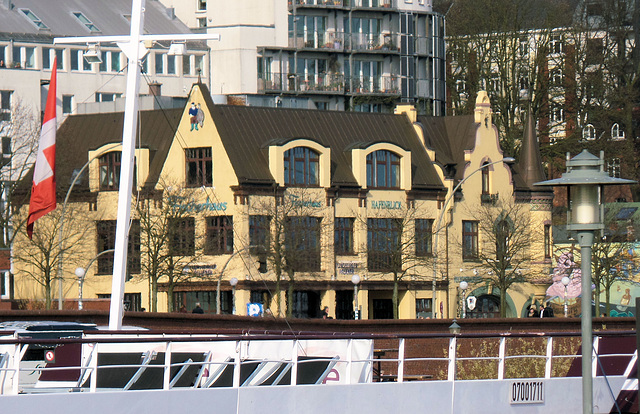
[{"left": 27, "top": 57, "right": 57, "bottom": 239}]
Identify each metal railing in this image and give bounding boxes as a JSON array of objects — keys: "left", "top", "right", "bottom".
[{"left": 0, "top": 330, "right": 635, "bottom": 394}]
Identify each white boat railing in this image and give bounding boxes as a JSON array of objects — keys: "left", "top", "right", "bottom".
[{"left": 0, "top": 330, "right": 635, "bottom": 395}]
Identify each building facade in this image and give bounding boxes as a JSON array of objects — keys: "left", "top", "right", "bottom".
[
  {"left": 160, "top": 0, "right": 446, "bottom": 114},
  {"left": 13, "top": 84, "right": 551, "bottom": 318}
]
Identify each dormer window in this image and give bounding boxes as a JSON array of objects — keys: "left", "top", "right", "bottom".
[
  {"left": 366, "top": 150, "right": 400, "bottom": 189},
  {"left": 99, "top": 152, "right": 121, "bottom": 190},
  {"left": 284, "top": 147, "right": 319, "bottom": 186}
]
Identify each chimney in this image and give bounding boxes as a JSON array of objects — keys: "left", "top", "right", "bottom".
[
  {"left": 149, "top": 82, "right": 162, "bottom": 96},
  {"left": 166, "top": 7, "right": 175, "bottom": 20},
  {"left": 2, "top": 0, "right": 14, "bottom": 10}
]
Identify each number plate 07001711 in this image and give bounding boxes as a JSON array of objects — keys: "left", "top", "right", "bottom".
[{"left": 509, "top": 381, "right": 544, "bottom": 404}]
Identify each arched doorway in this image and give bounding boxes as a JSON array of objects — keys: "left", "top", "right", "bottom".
[{"left": 466, "top": 294, "right": 500, "bottom": 318}]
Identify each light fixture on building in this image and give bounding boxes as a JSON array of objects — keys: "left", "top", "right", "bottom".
[
  {"left": 83, "top": 43, "right": 102, "bottom": 64},
  {"left": 535, "top": 150, "right": 635, "bottom": 414},
  {"left": 167, "top": 41, "right": 186, "bottom": 56},
  {"left": 459, "top": 281, "right": 468, "bottom": 318}
]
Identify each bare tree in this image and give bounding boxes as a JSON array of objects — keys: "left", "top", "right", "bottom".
[
  {"left": 357, "top": 205, "right": 434, "bottom": 319},
  {"left": 1, "top": 98, "right": 41, "bottom": 247},
  {"left": 135, "top": 183, "right": 209, "bottom": 312},
  {"left": 460, "top": 199, "right": 538, "bottom": 317},
  {"left": 248, "top": 188, "right": 330, "bottom": 318},
  {"left": 13, "top": 206, "right": 92, "bottom": 309}
]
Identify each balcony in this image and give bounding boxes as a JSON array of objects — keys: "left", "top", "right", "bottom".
[
  {"left": 288, "top": 0, "right": 395, "bottom": 8},
  {"left": 346, "top": 75, "right": 400, "bottom": 95},
  {"left": 258, "top": 72, "right": 345, "bottom": 94},
  {"left": 481, "top": 193, "right": 498, "bottom": 205},
  {"left": 288, "top": 32, "right": 345, "bottom": 50}
]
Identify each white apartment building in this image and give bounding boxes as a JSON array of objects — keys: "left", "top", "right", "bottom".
[{"left": 160, "top": 0, "right": 447, "bottom": 114}]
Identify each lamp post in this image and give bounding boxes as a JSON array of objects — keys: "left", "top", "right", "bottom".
[
  {"left": 75, "top": 267, "right": 85, "bottom": 310},
  {"left": 562, "top": 276, "right": 570, "bottom": 318},
  {"left": 74, "top": 248, "right": 115, "bottom": 311},
  {"left": 535, "top": 150, "right": 635, "bottom": 414},
  {"left": 216, "top": 246, "right": 255, "bottom": 315},
  {"left": 352, "top": 274, "right": 361, "bottom": 320},
  {"left": 459, "top": 281, "right": 468, "bottom": 318},
  {"left": 432, "top": 157, "right": 515, "bottom": 318},
  {"left": 229, "top": 277, "right": 238, "bottom": 315}
]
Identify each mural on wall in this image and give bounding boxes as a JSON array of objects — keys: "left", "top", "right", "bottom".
[
  {"left": 189, "top": 102, "right": 205, "bottom": 131},
  {"left": 545, "top": 245, "right": 640, "bottom": 317}
]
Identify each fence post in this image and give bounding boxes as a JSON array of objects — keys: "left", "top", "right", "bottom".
[
  {"left": 397, "top": 338, "right": 405, "bottom": 382},
  {"left": 545, "top": 336, "right": 553, "bottom": 379},
  {"left": 163, "top": 341, "right": 172, "bottom": 390},
  {"left": 447, "top": 337, "right": 457, "bottom": 381},
  {"left": 498, "top": 337, "right": 506, "bottom": 380}
]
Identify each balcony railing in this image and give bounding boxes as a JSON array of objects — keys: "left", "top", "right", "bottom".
[
  {"left": 287, "top": 32, "right": 399, "bottom": 53},
  {"left": 258, "top": 73, "right": 345, "bottom": 93},
  {"left": 288, "top": 0, "right": 395, "bottom": 8},
  {"left": 346, "top": 75, "right": 400, "bottom": 94}
]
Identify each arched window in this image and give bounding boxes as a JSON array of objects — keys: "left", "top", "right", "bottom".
[
  {"left": 611, "top": 123, "right": 625, "bottom": 140},
  {"left": 583, "top": 124, "right": 596, "bottom": 141},
  {"left": 284, "top": 147, "right": 319, "bottom": 186},
  {"left": 366, "top": 150, "right": 400, "bottom": 188}
]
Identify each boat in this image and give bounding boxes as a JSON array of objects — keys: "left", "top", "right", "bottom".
[{"left": 0, "top": 323, "right": 636, "bottom": 413}]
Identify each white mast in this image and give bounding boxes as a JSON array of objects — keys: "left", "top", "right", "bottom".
[{"left": 54, "top": 0, "right": 219, "bottom": 329}]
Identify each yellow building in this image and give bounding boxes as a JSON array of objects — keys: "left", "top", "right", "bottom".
[{"left": 12, "top": 84, "right": 552, "bottom": 319}]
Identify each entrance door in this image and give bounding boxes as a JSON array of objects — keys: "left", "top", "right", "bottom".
[
  {"left": 335, "top": 290, "right": 354, "bottom": 320},
  {"left": 372, "top": 298, "right": 393, "bottom": 319}
]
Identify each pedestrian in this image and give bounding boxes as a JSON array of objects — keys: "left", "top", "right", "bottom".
[
  {"left": 538, "top": 304, "right": 545, "bottom": 318},
  {"left": 322, "top": 306, "right": 331, "bottom": 319},
  {"left": 527, "top": 304, "right": 539, "bottom": 318},
  {"left": 543, "top": 302, "right": 554, "bottom": 317},
  {"left": 192, "top": 302, "right": 204, "bottom": 314}
]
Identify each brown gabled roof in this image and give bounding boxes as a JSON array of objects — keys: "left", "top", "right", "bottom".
[
  {"left": 416, "top": 114, "right": 478, "bottom": 181},
  {"left": 17, "top": 108, "right": 182, "bottom": 195},
  {"left": 201, "top": 87, "right": 444, "bottom": 191}
]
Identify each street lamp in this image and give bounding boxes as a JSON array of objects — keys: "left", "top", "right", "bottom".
[
  {"left": 352, "top": 274, "right": 361, "bottom": 320},
  {"left": 535, "top": 150, "right": 635, "bottom": 414},
  {"left": 432, "top": 157, "right": 515, "bottom": 318},
  {"left": 459, "top": 281, "right": 468, "bottom": 318},
  {"left": 562, "top": 276, "right": 570, "bottom": 318},
  {"left": 449, "top": 319, "right": 461, "bottom": 334},
  {"left": 74, "top": 248, "right": 115, "bottom": 311},
  {"left": 74, "top": 267, "right": 85, "bottom": 310},
  {"left": 216, "top": 246, "right": 255, "bottom": 314},
  {"left": 229, "top": 277, "right": 238, "bottom": 315}
]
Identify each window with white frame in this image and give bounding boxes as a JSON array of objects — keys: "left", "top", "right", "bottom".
[
  {"left": 197, "top": 0, "right": 207, "bottom": 11},
  {"left": 583, "top": 124, "right": 596, "bottom": 141},
  {"left": 456, "top": 79, "right": 466, "bottom": 94},
  {"left": 155, "top": 52, "right": 164, "bottom": 74},
  {"left": 12, "top": 46, "right": 35, "bottom": 68},
  {"left": 611, "top": 123, "right": 625, "bottom": 140},
  {"left": 519, "top": 75, "right": 529, "bottom": 91},
  {"left": 42, "top": 48, "right": 63, "bottom": 70},
  {"left": 70, "top": 49, "right": 92, "bottom": 71},
  {"left": 519, "top": 36, "right": 529, "bottom": 56},
  {"left": 98, "top": 51, "right": 121, "bottom": 72},
  {"left": 95, "top": 92, "right": 122, "bottom": 102},
  {"left": 0, "top": 90, "right": 11, "bottom": 122},
  {"left": 550, "top": 34, "right": 563, "bottom": 54},
  {"left": 62, "top": 95, "right": 73, "bottom": 115},
  {"left": 550, "top": 68, "right": 563, "bottom": 88},
  {"left": 167, "top": 54, "right": 176, "bottom": 75},
  {"left": 608, "top": 158, "right": 621, "bottom": 178},
  {"left": 182, "top": 54, "right": 192, "bottom": 76},
  {"left": 197, "top": 17, "right": 207, "bottom": 28},
  {"left": 551, "top": 105, "right": 564, "bottom": 123}
]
